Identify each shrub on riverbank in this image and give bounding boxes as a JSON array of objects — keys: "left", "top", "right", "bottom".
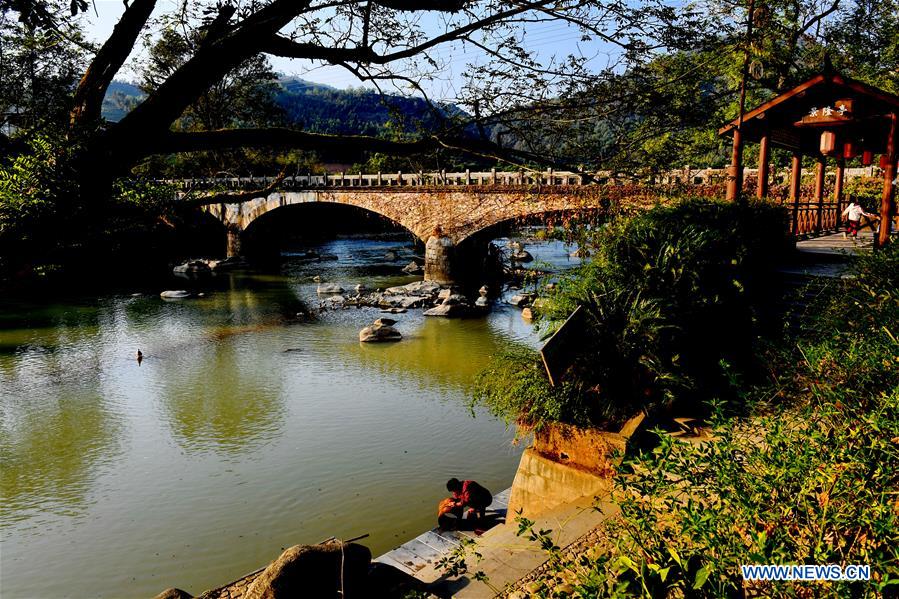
[
  {"left": 512, "top": 243, "right": 899, "bottom": 597},
  {"left": 473, "top": 199, "right": 790, "bottom": 430}
]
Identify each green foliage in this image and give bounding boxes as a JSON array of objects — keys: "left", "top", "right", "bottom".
[
  {"left": 473, "top": 199, "right": 790, "bottom": 430},
  {"left": 0, "top": 132, "right": 178, "bottom": 278},
  {"left": 514, "top": 243, "right": 899, "bottom": 597}
]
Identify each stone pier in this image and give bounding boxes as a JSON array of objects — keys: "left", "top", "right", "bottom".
[
  {"left": 225, "top": 225, "right": 242, "bottom": 258},
  {"left": 423, "top": 235, "right": 455, "bottom": 284}
]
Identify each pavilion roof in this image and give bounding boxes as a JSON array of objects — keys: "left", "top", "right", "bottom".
[{"left": 718, "top": 72, "right": 899, "bottom": 154}]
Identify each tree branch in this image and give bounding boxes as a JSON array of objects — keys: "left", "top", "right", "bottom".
[
  {"left": 70, "top": 0, "right": 157, "bottom": 127},
  {"left": 178, "top": 168, "right": 289, "bottom": 207}
]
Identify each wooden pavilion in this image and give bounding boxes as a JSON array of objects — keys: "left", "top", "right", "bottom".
[{"left": 719, "top": 70, "right": 899, "bottom": 247}]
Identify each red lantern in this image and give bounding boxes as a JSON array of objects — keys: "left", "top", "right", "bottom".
[
  {"left": 843, "top": 142, "right": 858, "bottom": 159},
  {"left": 820, "top": 131, "right": 837, "bottom": 155},
  {"left": 862, "top": 150, "right": 874, "bottom": 166}
]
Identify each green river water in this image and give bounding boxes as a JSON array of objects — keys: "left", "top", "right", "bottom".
[{"left": 0, "top": 235, "right": 580, "bottom": 598}]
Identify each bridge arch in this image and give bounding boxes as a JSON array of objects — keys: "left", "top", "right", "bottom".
[{"left": 204, "top": 186, "right": 614, "bottom": 282}]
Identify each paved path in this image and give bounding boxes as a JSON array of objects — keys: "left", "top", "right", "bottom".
[
  {"left": 372, "top": 489, "right": 618, "bottom": 598},
  {"left": 795, "top": 230, "right": 874, "bottom": 257}
]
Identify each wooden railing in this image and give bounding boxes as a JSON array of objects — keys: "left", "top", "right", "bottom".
[{"left": 790, "top": 198, "right": 844, "bottom": 237}]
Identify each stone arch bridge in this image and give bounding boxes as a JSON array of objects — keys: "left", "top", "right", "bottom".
[{"left": 189, "top": 171, "right": 653, "bottom": 282}]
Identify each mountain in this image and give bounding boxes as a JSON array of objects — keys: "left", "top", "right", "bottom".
[
  {"left": 100, "top": 77, "right": 451, "bottom": 135},
  {"left": 102, "top": 81, "right": 145, "bottom": 122}
]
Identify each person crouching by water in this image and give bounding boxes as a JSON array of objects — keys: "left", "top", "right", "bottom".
[
  {"left": 445, "top": 478, "right": 492, "bottom": 524},
  {"left": 842, "top": 199, "right": 878, "bottom": 238}
]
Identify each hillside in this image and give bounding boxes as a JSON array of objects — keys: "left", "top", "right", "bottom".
[{"left": 101, "top": 77, "right": 449, "bottom": 135}]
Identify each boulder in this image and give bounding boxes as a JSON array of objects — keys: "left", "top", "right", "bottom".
[
  {"left": 384, "top": 250, "right": 398, "bottom": 261},
  {"left": 437, "top": 288, "right": 459, "bottom": 301},
  {"left": 521, "top": 307, "right": 535, "bottom": 321},
  {"left": 442, "top": 293, "right": 468, "bottom": 306},
  {"left": 160, "top": 290, "right": 193, "bottom": 299},
  {"left": 512, "top": 250, "right": 534, "bottom": 263},
  {"left": 317, "top": 283, "right": 344, "bottom": 294},
  {"left": 173, "top": 260, "right": 211, "bottom": 275},
  {"left": 385, "top": 281, "right": 440, "bottom": 297},
  {"left": 320, "top": 295, "right": 346, "bottom": 308},
  {"left": 379, "top": 296, "right": 426, "bottom": 310},
  {"left": 354, "top": 284, "right": 367, "bottom": 294},
  {"left": 374, "top": 317, "right": 397, "bottom": 326},
  {"left": 152, "top": 588, "right": 192, "bottom": 599},
  {"left": 508, "top": 293, "right": 534, "bottom": 307},
  {"left": 402, "top": 261, "right": 422, "bottom": 274},
  {"left": 359, "top": 323, "right": 403, "bottom": 342},
  {"left": 379, "top": 307, "right": 407, "bottom": 314},
  {"left": 244, "top": 542, "right": 371, "bottom": 599},
  {"left": 475, "top": 296, "right": 489, "bottom": 308},
  {"left": 423, "top": 302, "right": 469, "bottom": 318},
  {"left": 206, "top": 256, "right": 248, "bottom": 271}
]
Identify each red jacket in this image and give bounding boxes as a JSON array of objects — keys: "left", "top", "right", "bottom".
[{"left": 452, "top": 480, "right": 492, "bottom": 509}]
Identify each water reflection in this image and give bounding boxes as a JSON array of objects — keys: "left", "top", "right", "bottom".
[{"left": 154, "top": 340, "right": 285, "bottom": 455}]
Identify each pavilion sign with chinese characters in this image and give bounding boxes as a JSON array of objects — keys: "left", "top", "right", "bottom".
[{"left": 797, "top": 99, "right": 855, "bottom": 156}]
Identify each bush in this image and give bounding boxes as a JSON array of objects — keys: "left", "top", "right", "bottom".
[
  {"left": 514, "top": 242, "right": 899, "bottom": 598},
  {"left": 473, "top": 199, "right": 791, "bottom": 429}
]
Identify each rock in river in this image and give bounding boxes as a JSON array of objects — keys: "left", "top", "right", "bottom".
[
  {"left": 359, "top": 322, "right": 403, "bottom": 342},
  {"left": 172, "top": 260, "right": 211, "bottom": 275},
  {"left": 511, "top": 250, "right": 534, "bottom": 263},
  {"left": 401, "top": 260, "right": 422, "bottom": 274},
  {"left": 160, "top": 290, "right": 193, "bottom": 299},
  {"left": 316, "top": 283, "right": 344, "bottom": 294},
  {"left": 508, "top": 293, "right": 534, "bottom": 307}
]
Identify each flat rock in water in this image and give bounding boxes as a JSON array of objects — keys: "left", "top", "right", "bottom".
[
  {"left": 475, "top": 296, "right": 489, "bottom": 307},
  {"left": 385, "top": 281, "right": 441, "bottom": 297},
  {"left": 423, "top": 303, "right": 469, "bottom": 318},
  {"left": 374, "top": 317, "right": 397, "bottom": 326},
  {"left": 160, "top": 290, "right": 193, "bottom": 299},
  {"left": 316, "top": 283, "right": 344, "bottom": 294},
  {"left": 401, "top": 261, "right": 421, "bottom": 273},
  {"left": 384, "top": 250, "right": 398, "bottom": 261},
  {"left": 380, "top": 307, "right": 407, "bottom": 314},
  {"left": 173, "top": 260, "right": 211, "bottom": 275},
  {"left": 512, "top": 250, "right": 534, "bottom": 263},
  {"left": 508, "top": 293, "right": 534, "bottom": 307},
  {"left": 521, "top": 307, "right": 535, "bottom": 320},
  {"left": 359, "top": 324, "right": 403, "bottom": 342}
]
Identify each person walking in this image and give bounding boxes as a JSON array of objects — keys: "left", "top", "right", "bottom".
[{"left": 842, "top": 199, "right": 877, "bottom": 238}]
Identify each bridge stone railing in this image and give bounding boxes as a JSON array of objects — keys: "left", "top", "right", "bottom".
[{"left": 166, "top": 164, "right": 880, "bottom": 192}]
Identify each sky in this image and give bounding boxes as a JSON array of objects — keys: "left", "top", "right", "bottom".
[{"left": 81, "top": 0, "right": 621, "bottom": 101}]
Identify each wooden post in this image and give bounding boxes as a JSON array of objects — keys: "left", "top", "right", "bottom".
[
  {"left": 790, "top": 152, "right": 802, "bottom": 235},
  {"left": 814, "top": 155, "right": 826, "bottom": 233},
  {"left": 878, "top": 112, "right": 898, "bottom": 248},
  {"left": 757, "top": 130, "right": 770, "bottom": 199},
  {"left": 727, "top": 127, "right": 744, "bottom": 201},
  {"left": 834, "top": 158, "right": 845, "bottom": 230}
]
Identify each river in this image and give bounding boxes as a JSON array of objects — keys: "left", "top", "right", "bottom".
[{"left": 0, "top": 233, "right": 580, "bottom": 598}]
